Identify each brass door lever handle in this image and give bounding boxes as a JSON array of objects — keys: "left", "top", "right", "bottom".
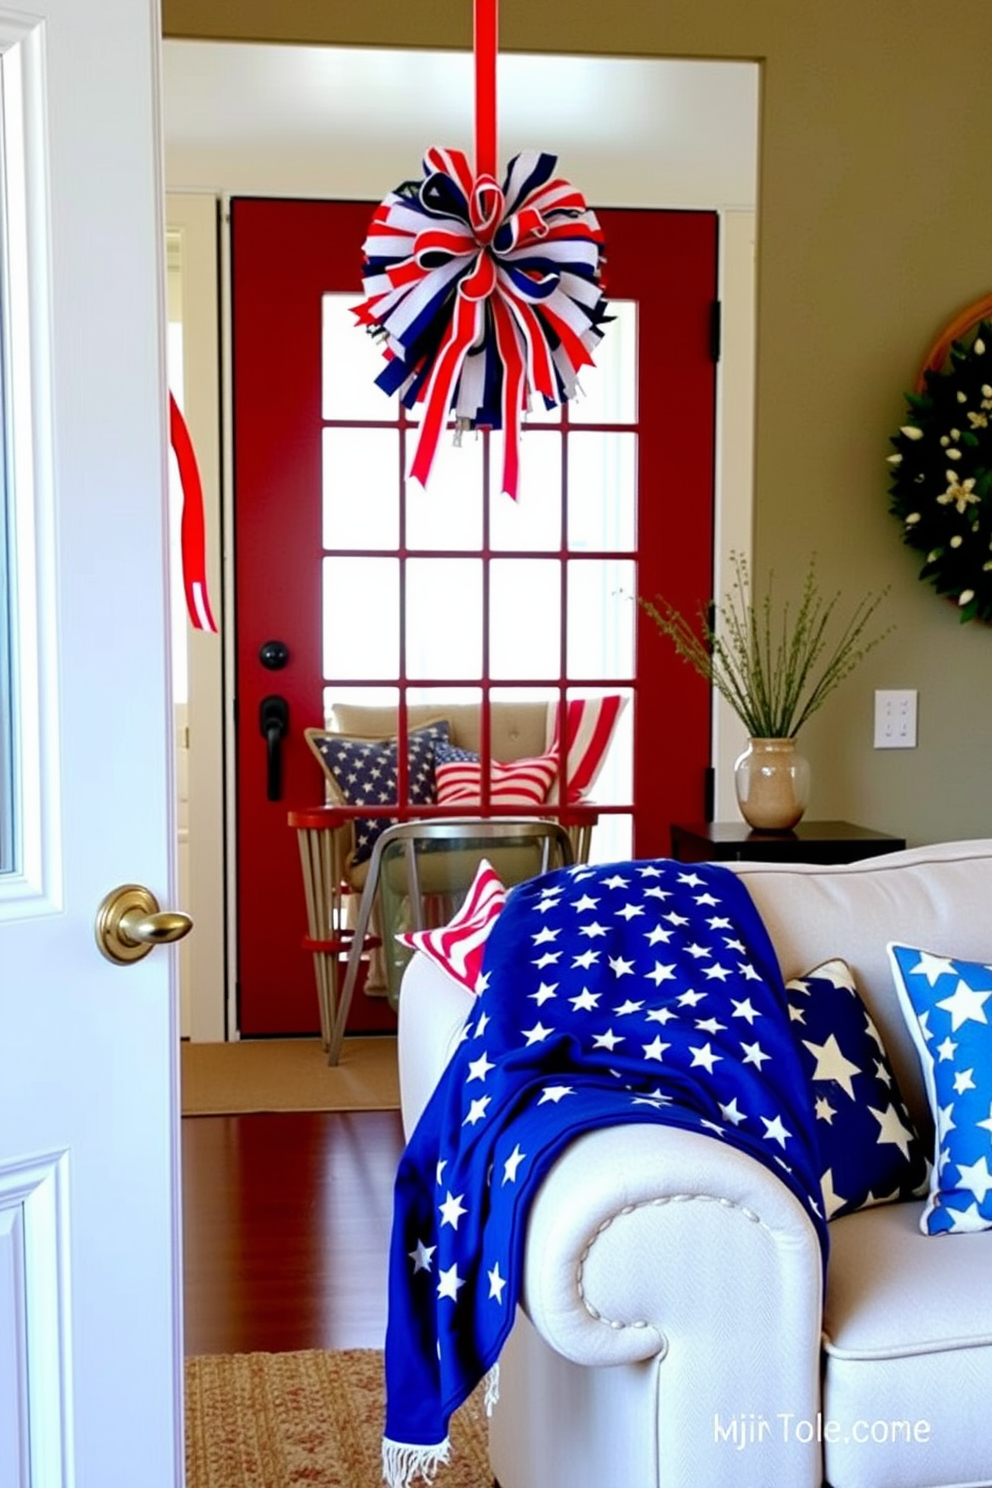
[{"left": 95, "top": 884, "right": 193, "bottom": 964}]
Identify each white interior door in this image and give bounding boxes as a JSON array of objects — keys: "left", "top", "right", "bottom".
[{"left": 0, "top": 3, "right": 183, "bottom": 1486}]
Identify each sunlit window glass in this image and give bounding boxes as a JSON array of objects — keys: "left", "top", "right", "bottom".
[
  {"left": 489, "top": 431, "right": 562, "bottom": 551},
  {"left": 323, "top": 557, "right": 399, "bottom": 679},
  {"left": 406, "top": 435, "right": 483, "bottom": 551},
  {"left": 406, "top": 558, "right": 482, "bottom": 679},
  {"left": 569, "top": 299, "right": 637, "bottom": 424},
  {"left": 323, "top": 427, "right": 399, "bottom": 550},
  {"left": 567, "top": 432, "right": 636, "bottom": 552},
  {"left": 489, "top": 559, "right": 561, "bottom": 679},
  {"left": 322, "top": 292, "right": 397, "bottom": 422},
  {"left": 0, "top": 356, "right": 10, "bottom": 874},
  {"left": 567, "top": 559, "right": 636, "bottom": 678}
]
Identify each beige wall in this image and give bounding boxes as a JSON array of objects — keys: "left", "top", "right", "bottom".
[{"left": 164, "top": 1, "right": 992, "bottom": 845}]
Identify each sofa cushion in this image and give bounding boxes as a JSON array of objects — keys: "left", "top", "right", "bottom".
[
  {"left": 786, "top": 959, "right": 928, "bottom": 1220},
  {"left": 889, "top": 942, "right": 992, "bottom": 1235},
  {"left": 823, "top": 1198, "right": 992, "bottom": 1488},
  {"left": 305, "top": 721, "right": 449, "bottom": 865},
  {"left": 395, "top": 858, "right": 507, "bottom": 995}
]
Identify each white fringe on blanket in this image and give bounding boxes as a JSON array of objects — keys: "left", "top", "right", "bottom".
[
  {"left": 382, "top": 1367, "right": 498, "bottom": 1487},
  {"left": 382, "top": 1435, "right": 450, "bottom": 1488}
]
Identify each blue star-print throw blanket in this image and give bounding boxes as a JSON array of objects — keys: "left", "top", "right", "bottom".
[{"left": 382, "top": 859, "right": 828, "bottom": 1488}]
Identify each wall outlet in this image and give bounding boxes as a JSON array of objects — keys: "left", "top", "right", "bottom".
[{"left": 874, "top": 689, "right": 917, "bottom": 749}]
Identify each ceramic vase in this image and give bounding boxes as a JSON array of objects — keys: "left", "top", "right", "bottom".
[{"left": 733, "top": 736, "right": 810, "bottom": 831}]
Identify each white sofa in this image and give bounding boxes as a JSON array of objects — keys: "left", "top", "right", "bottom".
[{"left": 397, "top": 839, "right": 992, "bottom": 1488}]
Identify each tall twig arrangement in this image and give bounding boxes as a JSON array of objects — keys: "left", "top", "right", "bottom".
[{"left": 641, "top": 553, "right": 892, "bottom": 739}]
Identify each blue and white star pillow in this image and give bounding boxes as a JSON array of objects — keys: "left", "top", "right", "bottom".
[
  {"left": 305, "top": 722, "right": 449, "bottom": 865},
  {"left": 786, "top": 959, "right": 928, "bottom": 1219},
  {"left": 889, "top": 943, "right": 992, "bottom": 1235}
]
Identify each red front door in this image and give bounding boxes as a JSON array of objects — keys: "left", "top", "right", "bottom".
[{"left": 231, "top": 196, "right": 717, "bottom": 1036}]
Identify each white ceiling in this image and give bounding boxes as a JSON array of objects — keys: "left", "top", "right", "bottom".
[{"left": 162, "top": 42, "right": 759, "bottom": 210}]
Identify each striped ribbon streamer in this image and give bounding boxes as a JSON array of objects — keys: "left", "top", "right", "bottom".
[{"left": 169, "top": 392, "right": 218, "bottom": 634}]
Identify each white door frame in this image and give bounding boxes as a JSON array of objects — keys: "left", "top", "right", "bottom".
[{"left": 166, "top": 192, "right": 226, "bottom": 1042}]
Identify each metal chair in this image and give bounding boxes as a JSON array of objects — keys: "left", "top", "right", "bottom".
[{"left": 326, "top": 817, "right": 574, "bottom": 1065}]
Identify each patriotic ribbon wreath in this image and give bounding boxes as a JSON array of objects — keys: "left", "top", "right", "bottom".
[
  {"left": 354, "top": 146, "right": 609, "bottom": 500},
  {"left": 888, "top": 297, "right": 992, "bottom": 626}
]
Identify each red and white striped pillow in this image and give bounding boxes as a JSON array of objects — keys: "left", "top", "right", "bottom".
[
  {"left": 434, "top": 744, "right": 557, "bottom": 807},
  {"left": 546, "top": 693, "right": 626, "bottom": 803},
  {"left": 396, "top": 858, "right": 506, "bottom": 994}
]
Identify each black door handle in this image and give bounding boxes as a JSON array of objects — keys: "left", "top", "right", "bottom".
[{"left": 260, "top": 695, "right": 290, "bottom": 801}]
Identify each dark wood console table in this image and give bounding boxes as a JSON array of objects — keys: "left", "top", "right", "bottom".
[{"left": 670, "top": 820, "right": 906, "bottom": 865}]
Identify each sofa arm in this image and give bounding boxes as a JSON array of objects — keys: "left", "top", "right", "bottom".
[
  {"left": 522, "top": 1122, "right": 823, "bottom": 1369},
  {"left": 507, "top": 1124, "right": 826, "bottom": 1488}
]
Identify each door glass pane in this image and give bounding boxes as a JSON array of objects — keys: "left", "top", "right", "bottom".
[
  {"left": 323, "top": 427, "right": 399, "bottom": 549},
  {"left": 489, "top": 559, "right": 561, "bottom": 680},
  {"left": 323, "top": 556, "right": 399, "bottom": 679},
  {"left": 406, "top": 685, "right": 482, "bottom": 716},
  {"left": 578, "top": 687, "right": 633, "bottom": 806},
  {"left": 406, "top": 435, "right": 483, "bottom": 551},
  {"left": 406, "top": 558, "right": 482, "bottom": 679},
  {"left": 593, "top": 813, "right": 634, "bottom": 867},
  {"left": 567, "top": 432, "right": 637, "bottom": 551},
  {"left": 489, "top": 432, "right": 562, "bottom": 551},
  {"left": 322, "top": 292, "right": 397, "bottom": 421},
  {"left": 323, "top": 683, "right": 399, "bottom": 724},
  {"left": 567, "top": 559, "right": 636, "bottom": 678},
  {"left": 569, "top": 299, "right": 637, "bottom": 424},
  {"left": 0, "top": 72, "right": 14, "bottom": 877},
  {"left": 406, "top": 685, "right": 483, "bottom": 751},
  {"left": 489, "top": 685, "right": 554, "bottom": 760}
]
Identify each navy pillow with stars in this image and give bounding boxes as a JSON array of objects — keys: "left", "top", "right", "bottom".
[
  {"left": 786, "top": 959, "right": 928, "bottom": 1221},
  {"left": 307, "top": 722, "right": 449, "bottom": 866},
  {"left": 889, "top": 943, "right": 992, "bottom": 1235}
]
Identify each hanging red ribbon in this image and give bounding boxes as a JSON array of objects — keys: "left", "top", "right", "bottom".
[
  {"left": 474, "top": 0, "right": 498, "bottom": 182},
  {"left": 169, "top": 392, "right": 218, "bottom": 634},
  {"left": 353, "top": 0, "right": 609, "bottom": 499}
]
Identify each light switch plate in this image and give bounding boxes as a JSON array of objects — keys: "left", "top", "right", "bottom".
[{"left": 874, "top": 689, "right": 917, "bottom": 748}]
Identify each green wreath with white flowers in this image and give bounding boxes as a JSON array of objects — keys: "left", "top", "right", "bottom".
[{"left": 888, "top": 318, "right": 992, "bottom": 625}]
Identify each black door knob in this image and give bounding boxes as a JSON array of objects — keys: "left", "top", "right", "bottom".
[{"left": 259, "top": 639, "right": 290, "bottom": 671}]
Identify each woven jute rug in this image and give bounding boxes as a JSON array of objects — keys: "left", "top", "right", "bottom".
[
  {"left": 185, "top": 1348, "right": 491, "bottom": 1488},
  {"left": 181, "top": 1036, "right": 399, "bottom": 1115}
]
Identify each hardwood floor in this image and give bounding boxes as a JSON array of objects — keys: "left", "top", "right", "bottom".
[{"left": 181, "top": 1109, "right": 405, "bottom": 1356}]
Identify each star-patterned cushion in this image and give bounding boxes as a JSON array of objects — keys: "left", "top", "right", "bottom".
[
  {"left": 785, "top": 959, "right": 928, "bottom": 1221},
  {"left": 305, "top": 722, "right": 450, "bottom": 866},
  {"left": 889, "top": 943, "right": 992, "bottom": 1235},
  {"left": 396, "top": 858, "right": 507, "bottom": 994}
]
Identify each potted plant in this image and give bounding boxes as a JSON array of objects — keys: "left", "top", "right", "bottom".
[{"left": 640, "top": 553, "right": 892, "bottom": 830}]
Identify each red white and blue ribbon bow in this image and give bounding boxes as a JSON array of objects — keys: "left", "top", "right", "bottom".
[{"left": 354, "top": 146, "right": 609, "bottom": 499}]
